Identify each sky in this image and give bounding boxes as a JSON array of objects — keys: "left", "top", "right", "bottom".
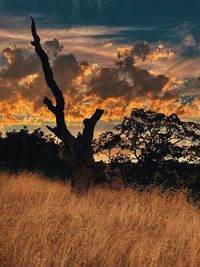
[{"left": 0, "top": 0, "right": 199, "bottom": 136}]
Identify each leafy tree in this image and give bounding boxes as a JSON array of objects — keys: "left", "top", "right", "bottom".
[
  {"left": 116, "top": 109, "right": 200, "bottom": 164},
  {"left": 95, "top": 108, "right": 200, "bottom": 165},
  {"left": 94, "top": 108, "right": 200, "bottom": 184},
  {"left": 93, "top": 131, "right": 121, "bottom": 163}
]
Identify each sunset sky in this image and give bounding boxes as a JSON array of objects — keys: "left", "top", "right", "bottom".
[{"left": 0, "top": 0, "right": 199, "bottom": 136}]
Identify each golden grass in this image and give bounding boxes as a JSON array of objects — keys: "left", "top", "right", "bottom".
[{"left": 0, "top": 172, "right": 200, "bottom": 267}]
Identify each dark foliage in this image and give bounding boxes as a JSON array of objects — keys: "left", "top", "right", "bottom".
[
  {"left": 94, "top": 108, "right": 200, "bottom": 189},
  {"left": 0, "top": 126, "right": 71, "bottom": 179}
]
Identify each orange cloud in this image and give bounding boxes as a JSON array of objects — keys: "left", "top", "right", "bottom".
[{"left": 0, "top": 39, "right": 199, "bottom": 134}]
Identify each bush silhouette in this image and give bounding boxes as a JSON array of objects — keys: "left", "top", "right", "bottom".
[{"left": 0, "top": 126, "right": 71, "bottom": 179}]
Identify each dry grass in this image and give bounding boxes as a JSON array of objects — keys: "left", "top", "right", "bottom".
[{"left": 0, "top": 172, "right": 200, "bottom": 267}]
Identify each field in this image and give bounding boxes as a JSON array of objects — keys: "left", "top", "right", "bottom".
[{"left": 0, "top": 172, "right": 200, "bottom": 267}]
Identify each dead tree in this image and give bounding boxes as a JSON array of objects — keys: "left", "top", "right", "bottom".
[{"left": 30, "top": 18, "right": 104, "bottom": 193}]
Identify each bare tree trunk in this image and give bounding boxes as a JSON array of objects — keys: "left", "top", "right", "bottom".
[
  {"left": 30, "top": 18, "right": 104, "bottom": 193},
  {"left": 72, "top": 162, "right": 94, "bottom": 193}
]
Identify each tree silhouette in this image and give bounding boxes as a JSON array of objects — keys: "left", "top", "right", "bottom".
[
  {"left": 95, "top": 108, "right": 200, "bottom": 164},
  {"left": 30, "top": 18, "right": 104, "bottom": 193},
  {"left": 116, "top": 109, "right": 200, "bottom": 164},
  {"left": 94, "top": 108, "right": 200, "bottom": 184},
  {"left": 0, "top": 127, "right": 69, "bottom": 177}
]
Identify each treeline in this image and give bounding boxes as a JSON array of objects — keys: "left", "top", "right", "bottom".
[
  {"left": 0, "top": 127, "right": 70, "bottom": 179},
  {"left": 0, "top": 108, "right": 199, "bottom": 190}
]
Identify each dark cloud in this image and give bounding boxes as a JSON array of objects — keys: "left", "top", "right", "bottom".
[
  {"left": 128, "top": 66, "right": 169, "bottom": 99},
  {"left": 178, "top": 77, "right": 200, "bottom": 99},
  {"left": 53, "top": 53, "right": 82, "bottom": 91},
  {"left": 116, "top": 46, "right": 169, "bottom": 99},
  {"left": 0, "top": 46, "right": 42, "bottom": 105},
  {"left": 131, "top": 41, "right": 151, "bottom": 61},
  {"left": 1, "top": 47, "right": 40, "bottom": 80},
  {"left": 88, "top": 67, "right": 132, "bottom": 99},
  {"left": 0, "top": 81, "right": 12, "bottom": 101},
  {"left": 44, "top": 38, "right": 63, "bottom": 58},
  {"left": 182, "top": 77, "right": 200, "bottom": 91},
  {"left": 85, "top": 41, "right": 170, "bottom": 102}
]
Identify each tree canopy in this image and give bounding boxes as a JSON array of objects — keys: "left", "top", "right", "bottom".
[{"left": 94, "top": 108, "right": 200, "bottom": 165}]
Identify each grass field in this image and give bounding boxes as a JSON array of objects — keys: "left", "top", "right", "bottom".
[{"left": 0, "top": 172, "right": 200, "bottom": 267}]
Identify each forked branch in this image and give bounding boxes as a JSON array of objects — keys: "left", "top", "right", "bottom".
[
  {"left": 31, "top": 17, "right": 65, "bottom": 112},
  {"left": 82, "top": 109, "right": 104, "bottom": 147},
  {"left": 31, "top": 17, "right": 74, "bottom": 144},
  {"left": 31, "top": 17, "right": 104, "bottom": 148}
]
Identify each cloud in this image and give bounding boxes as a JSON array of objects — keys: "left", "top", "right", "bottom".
[
  {"left": 0, "top": 42, "right": 91, "bottom": 125},
  {"left": 1, "top": 46, "right": 40, "bottom": 80},
  {"left": 174, "top": 22, "right": 197, "bottom": 47},
  {"left": 0, "top": 36, "right": 199, "bottom": 131},
  {"left": 0, "top": 3, "right": 199, "bottom": 131},
  {"left": 87, "top": 67, "right": 132, "bottom": 99},
  {"left": 116, "top": 44, "right": 170, "bottom": 99},
  {"left": 53, "top": 53, "right": 81, "bottom": 90},
  {"left": 178, "top": 77, "right": 200, "bottom": 98},
  {"left": 183, "top": 34, "right": 196, "bottom": 47},
  {"left": 131, "top": 41, "right": 151, "bottom": 61},
  {"left": 44, "top": 38, "right": 63, "bottom": 58}
]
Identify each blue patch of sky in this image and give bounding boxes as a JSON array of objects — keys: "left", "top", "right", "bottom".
[{"left": 0, "top": 0, "right": 199, "bottom": 26}]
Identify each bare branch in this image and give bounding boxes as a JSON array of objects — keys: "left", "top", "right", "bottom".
[
  {"left": 82, "top": 109, "right": 104, "bottom": 146},
  {"left": 31, "top": 17, "right": 65, "bottom": 111},
  {"left": 31, "top": 17, "right": 76, "bottom": 145},
  {"left": 43, "top": 97, "right": 56, "bottom": 114}
]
